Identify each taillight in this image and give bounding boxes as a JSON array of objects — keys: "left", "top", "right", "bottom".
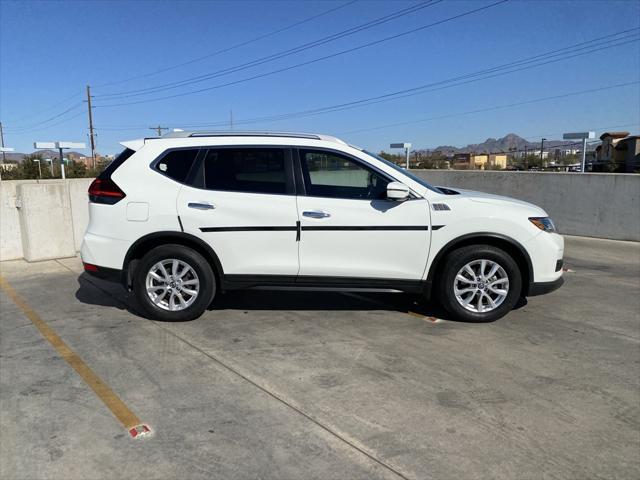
[
  {"left": 88, "top": 178, "right": 126, "bottom": 204},
  {"left": 83, "top": 262, "right": 99, "bottom": 272}
]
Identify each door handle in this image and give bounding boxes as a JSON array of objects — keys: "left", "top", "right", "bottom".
[
  {"left": 303, "top": 210, "right": 330, "bottom": 219},
  {"left": 188, "top": 202, "right": 215, "bottom": 210}
]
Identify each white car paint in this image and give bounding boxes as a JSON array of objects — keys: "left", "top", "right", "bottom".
[{"left": 81, "top": 132, "right": 563, "bottom": 297}]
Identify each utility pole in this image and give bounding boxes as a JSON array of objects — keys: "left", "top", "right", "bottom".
[
  {"left": 86, "top": 85, "right": 97, "bottom": 170},
  {"left": 540, "top": 138, "right": 546, "bottom": 167},
  {"left": 0, "top": 121, "right": 6, "bottom": 164},
  {"left": 149, "top": 125, "right": 169, "bottom": 137}
]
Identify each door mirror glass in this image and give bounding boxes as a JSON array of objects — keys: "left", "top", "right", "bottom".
[{"left": 386, "top": 181, "right": 410, "bottom": 200}]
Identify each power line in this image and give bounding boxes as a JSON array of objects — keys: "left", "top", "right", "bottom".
[
  {"left": 97, "top": 30, "right": 639, "bottom": 131},
  {"left": 93, "top": 0, "right": 360, "bottom": 88},
  {"left": 335, "top": 81, "right": 640, "bottom": 135},
  {"left": 94, "top": 0, "right": 508, "bottom": 108},
  {"left": 5, "top": 110, "right": 86, "bottom": 135},
  {"left": 3, "top": 103, "right": 84, "bottom": 133},
  {"left": 175, "top": 32, "right": 640, "bottom": 129},
  {"left": 95, "top": 0, "right": 442, "bottom": 99},
  {"left": 0, "top": 92, "right": 80, "bottom": 124}
]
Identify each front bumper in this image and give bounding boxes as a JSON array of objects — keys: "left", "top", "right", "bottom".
[{"left": 528, "top": 276, "right": 564, "bottom": 296}]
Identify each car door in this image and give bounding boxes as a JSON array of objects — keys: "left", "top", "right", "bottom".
[
  {"left": 176, "top": 146, "right": 299, "bottom": 277},
  {"left": 296, "top": 148, "right": 431, "bottom": 280}
]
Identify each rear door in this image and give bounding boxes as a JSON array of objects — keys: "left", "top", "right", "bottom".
[
  {"left": 296, "top": 148, "right": 431, "bottom": 280},
  {"left": 176, "top": 146, "right": 299, "bottom": 277}
]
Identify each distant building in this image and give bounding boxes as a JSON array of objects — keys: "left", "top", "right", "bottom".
[
  {"left": 595, "top": 132, "right": 640, "bottom": 172},
  {"left": 527, "top": 150, "right": 549, "bottom": 160},
  {"left": 554, "top": 148, "right": 580, "bottom": 160},
  {"left": 452, "top": 153, "right": 507, "bottom": 170}
]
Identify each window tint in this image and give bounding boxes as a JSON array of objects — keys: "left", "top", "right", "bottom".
[
  {"left": 98, "top": 148, "right": 135, "bottom": 179},
  {"left": 155, "top": 149, "right": 198, "bottom": 183},
  {"left": 301, "top": 150, "right": 389, "bottom": 199},
  {"left": 203, "top": 148, "right": 287, "bottom": 194}
]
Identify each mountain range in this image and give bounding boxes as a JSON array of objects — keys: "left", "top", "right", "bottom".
[{"left": 423, "top": 133, "right": 596, "bottom": 155}]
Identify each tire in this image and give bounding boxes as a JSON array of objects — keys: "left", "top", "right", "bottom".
[
  {"left": 133, "top": 244, "right": 216, "bottom": 321},
  {"left": 437, "top": 244, "right": 522, "bottom": 322}
]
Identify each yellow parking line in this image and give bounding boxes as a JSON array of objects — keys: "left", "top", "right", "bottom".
[{"left": 0, "top": 275, "right": 150, "bottom": 438}]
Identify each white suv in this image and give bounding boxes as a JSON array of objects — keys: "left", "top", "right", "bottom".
[{"left": 81, "top": 131, "right": 564, "bottom": 322}]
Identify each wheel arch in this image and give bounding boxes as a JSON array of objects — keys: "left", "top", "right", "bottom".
[
  {"left": 122, "top": 231, "right": 224, "bottom": 290},
  {"left": 425, "top": 232, "right": 534, "bottom": 299}
]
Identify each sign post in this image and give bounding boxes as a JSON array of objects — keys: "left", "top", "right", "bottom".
[
  {"left": 390, "top": 142, "right": 412, "bottom": 169},
  {"left": 562, "top": 132, "right": 595, "bottom": 173},
  {"left": 34, "top": 141, "right": 86, "bottom": 179}
]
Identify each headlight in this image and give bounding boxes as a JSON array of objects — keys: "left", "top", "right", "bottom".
[{"left": 529, "top": 217, "right": 557, "bottom": 233}]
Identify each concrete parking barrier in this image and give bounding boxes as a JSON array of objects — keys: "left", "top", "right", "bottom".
[
  {"left": 0, "top": 172, "right": 638, "bottom": 262},
  {"left": 1, "top": 179, "right": 91, "bottom": 261},
  {"left": 413, "top": 170, "right": 640, "bottom": 242},
  {"left": 17, "top": 182, "right": 76, "bottom": 261}
]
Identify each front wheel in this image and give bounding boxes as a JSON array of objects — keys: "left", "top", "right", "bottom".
[
  {"left": 437, "top": 245, "right": 522, "bottom": 322},
  {"left": 133, "top": 244, "right": 216, "bottom": 321}
]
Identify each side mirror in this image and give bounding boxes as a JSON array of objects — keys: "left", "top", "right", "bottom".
[{"left": 386, "top": 181, "right": 410, "bottom": 201}]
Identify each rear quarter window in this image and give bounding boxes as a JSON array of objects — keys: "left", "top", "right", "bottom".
[{"left": 154, "top": 149, "right": 199, "bottom": 183}]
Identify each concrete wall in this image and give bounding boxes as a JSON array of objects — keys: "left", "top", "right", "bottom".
[
  {"left": 413, "top": 170, "right": 640, "bottom": 241},
  {"left": 1, "top": 179, "right": 93, "bottom": 262},
  {"left": 1, "top": 172, "right": 638, "bottom": 262}
]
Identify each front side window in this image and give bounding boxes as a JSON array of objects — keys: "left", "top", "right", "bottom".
[
  {"left": 362, "top": 150, "right": 442, "bottom": 193},
  {"left": 203, "top": 148, "right": 287, "bottom": 194},
  {"left": 155, "top": 149, "right": 199, "bottom": 183},
  {"left": 300, "top": 150, "right": 389, "bottom": 200}
]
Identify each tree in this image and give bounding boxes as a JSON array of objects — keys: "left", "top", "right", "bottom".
[{"left": 66, "top": 160, "right": 87, "bottom": 178}]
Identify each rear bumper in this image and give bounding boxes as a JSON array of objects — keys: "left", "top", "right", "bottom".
[
  {"left": 82, "top": 262, "right": 123, "bottom": 283},
  {"left": 528, "top": 276, "right": 564, "bottom": 296}
]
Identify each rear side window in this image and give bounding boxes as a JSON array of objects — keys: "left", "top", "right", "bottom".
[
  {"left": 155, "top": 149, "right": 198, "bottom": 183},
  {"left": 203, "top": 148, "right": 287, "bottom": 194},
  {"left": 98, "top": 148, "right": 135, "bottom": 179}
]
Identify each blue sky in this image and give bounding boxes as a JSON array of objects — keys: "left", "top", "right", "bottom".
[{"left": 1, "top": 0, "right": 639, "bottom": 155}]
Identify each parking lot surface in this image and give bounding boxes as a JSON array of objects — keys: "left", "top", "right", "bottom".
[{"left": 1, "top": 235, "right": 639, "bottom": 480}]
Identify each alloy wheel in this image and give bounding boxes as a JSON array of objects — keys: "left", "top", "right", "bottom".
[
  {"left": 145, "top": 259, "right": 200, "bottom": 311},
  {"left": 453, "top": 259, "right": 509, "bottom": 313}
]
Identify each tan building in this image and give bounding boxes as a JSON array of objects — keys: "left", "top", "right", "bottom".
[
  {"left": 595, "top": 132, "right": 640, "bottom": 172},
  {"left": 452, "top": 153, "right": 507, "bottom": 170}
]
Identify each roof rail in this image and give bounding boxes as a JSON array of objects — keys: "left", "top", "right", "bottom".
[{"left": 160, "top": 130, "right": 323, "bottom": 140}]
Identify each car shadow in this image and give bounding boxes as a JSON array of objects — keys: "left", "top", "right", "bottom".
[
  {"left": 74, "top": 273, "right": 141, "bottom": 316},
  {"left": 75, "top": 272, "right": 519, "bottom": 324}
]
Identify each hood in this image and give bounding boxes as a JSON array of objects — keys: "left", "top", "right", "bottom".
[{"left": 437, "top": 187, "right": 547, "bottom": 215}]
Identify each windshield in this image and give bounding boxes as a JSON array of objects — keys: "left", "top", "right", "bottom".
[{"left": 361, "top": 150, "right": 443, "bottom": 193}]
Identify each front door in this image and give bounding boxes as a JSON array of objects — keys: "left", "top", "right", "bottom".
[
  {"left": 177, "top": 146, "right": 299, "bottom": 276},
  {"left": 296, "top": 149, "right": 431, "bottom": 280}
]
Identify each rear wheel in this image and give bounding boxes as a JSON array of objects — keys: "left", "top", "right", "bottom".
[
  {"left": 134, "top": 244, "right": 216, "bottom": 321},
  {"left": 438, "top": 245, "right": 521, "bottom": 322}
]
